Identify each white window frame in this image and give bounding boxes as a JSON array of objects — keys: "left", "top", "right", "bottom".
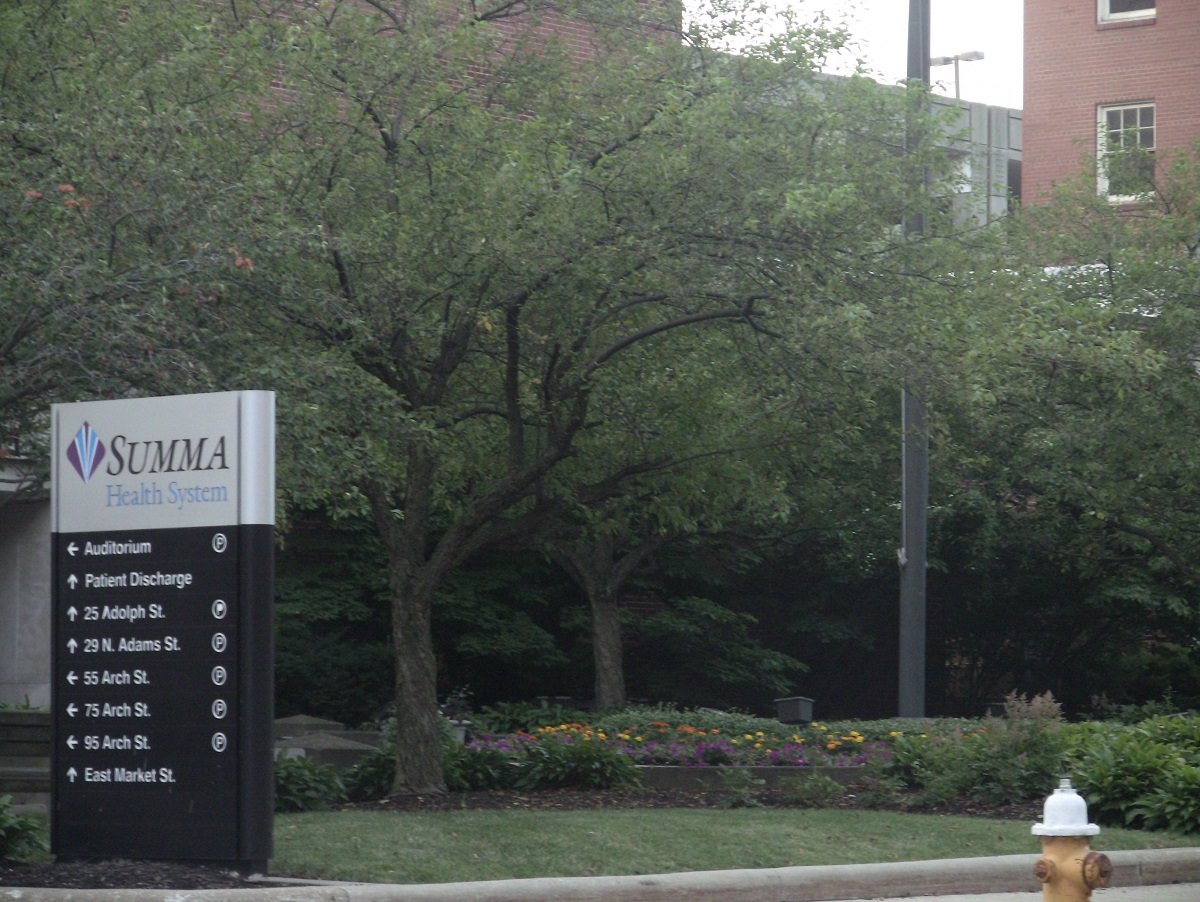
[
  {"left": 1097, "top": 102, "right": 1155, "bottom": 202},
  {"left": 1098, "top": 0, "right": 1155, "bottom": 23}
]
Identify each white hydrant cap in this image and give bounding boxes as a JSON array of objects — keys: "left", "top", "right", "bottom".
[{"left": 1032, "top": 778, "right": 1100, "bottom": 836}]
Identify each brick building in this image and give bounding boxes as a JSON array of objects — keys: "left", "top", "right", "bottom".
[{"left": 1023, "top": 0, "right": 1200, "bottom": 203}]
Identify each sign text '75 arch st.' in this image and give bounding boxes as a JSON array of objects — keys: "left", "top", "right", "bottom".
[{"left": 52, "top": 391, "right": 274, "bottom": 869}]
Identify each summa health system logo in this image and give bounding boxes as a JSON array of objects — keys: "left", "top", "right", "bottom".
[
  {"left": 67, "top": 422, "right": 105, "bottom": 483},
  {"left": 66, "top": 421, "right": 232, "bottom": 511}
]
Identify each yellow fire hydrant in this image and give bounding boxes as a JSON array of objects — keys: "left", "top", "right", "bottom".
[{"left": 1032, "top": 778, "right": 1112, "bottom": 902}]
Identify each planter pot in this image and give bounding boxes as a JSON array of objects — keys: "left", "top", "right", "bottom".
[{"left": 774, "top": 695, "right": 814, "bottom": 724}]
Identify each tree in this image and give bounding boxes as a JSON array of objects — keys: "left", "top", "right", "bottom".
[
  {"left": 5, "top": 0, "right": 957, "bottom": 791},
  {"left": 0, "top": 0, "right": 272, "bottom": 495},
  {"left": 881, "top": 142, "right": 1200, "bottom": 711},
  {"left": 224, "top": 1, "right": 957, "bottom": 792}
]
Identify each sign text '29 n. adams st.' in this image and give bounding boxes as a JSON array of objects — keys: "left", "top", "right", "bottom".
[{"left": 51, "top": 391, "right": 274, "bottom": 868}]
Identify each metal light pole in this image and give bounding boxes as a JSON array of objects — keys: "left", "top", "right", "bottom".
[
  {"left": 930, "top": 50, "right": 985, "bottom": 100},
  {"left": 898, "top": 0, "right": 930, "bottom": 719}
]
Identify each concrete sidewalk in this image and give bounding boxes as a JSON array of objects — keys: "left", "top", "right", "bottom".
[{"left": 3, "top": 847, "right": 1198, "bottom": 901}]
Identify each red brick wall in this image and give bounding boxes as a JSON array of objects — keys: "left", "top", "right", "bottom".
[
  {"left": 485, "top": 1, "right": 683, "bottom": 61},
  {"left": 1023, "top": 0, "right": 1200, "bottom": 202}
]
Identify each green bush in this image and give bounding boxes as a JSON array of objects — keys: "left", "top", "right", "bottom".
[
  {"left": 960, "top": 694, "right": 1067, "bottom": 805},
  {"left": 1132, "top": 715, "right": 1200, "bottom": 764},
  {"left": 1130, "top": 763, "right": 1200, "bottom": 834},
  {"left": 472, "top": 701, "right": 589, "bottom": 735},
  {"left": 344, "top": 744, "right": 396, "bottom": 802},
  {"left": 445, "top": 743, "right": 516, "bottom": 791},
  {"left": 778, "top": 774, "right": 844, "bottom": 808},
  {"left": 274, "top": 755, "right": 347, "bottom": 812},
  {"left": 716, "top": 768, "right": 765, "bottom": 809},
  {"left": 512, "top": 737, "right": 639, "bottom": 790},
  {"left": 886, "top": 731, "right": 944, "bottom": 787},
  {"left": 886, "top": 693, "right": 1066, "bottom": 807},
  {"left": 0, "top": 794, "right": 45, "bottom": 861},
  {"left": 1070, "top": 732, "right": 1179, "bottom": 827},
  {"left": 846, "top": 773, "right": 909, "bottom": 809}
]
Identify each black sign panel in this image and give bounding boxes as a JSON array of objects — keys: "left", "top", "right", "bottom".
[
  {"left": 51, "top": 391, "right": 274, "bottom": 868},
  {"left": 52, "top": 526, "right": 245, "bottom": 860}
]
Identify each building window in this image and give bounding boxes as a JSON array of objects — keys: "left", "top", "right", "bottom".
[
  {"left": 1098, "top": 0, "right": 1155, "bottom": 22},
  {"left": 1098, "top": 103, "right": 1155, "bottom": 199}
]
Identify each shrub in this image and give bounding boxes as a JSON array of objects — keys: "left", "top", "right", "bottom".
[
  {"left": 344, "top": 744, "right": 396, "bottom": 802},
  {"left": 885, "top": 693, "right": 1066, "bottom": 807},
  {"left": 1133, "top": 715, "right": 1200, "bottom": 764},
  {"left": 512, "top": 736, "right": 639, "bottom": 790},
  {"left": 846, "top": 773, "right": 910, "bottom": 809},
  {"left": 0, "top": 794, "right": 45, "bottom": 861},
  {"left": 886, "top": 730, "right": 945, "bottom": 787},
  {"left": 445, "top": 743, "right": 516, "bottom": 791},
  {"left": 1130, "top": 763, "right": 1200, "bottom": 834},
  {"left": 274, "top": 755, "right": 347, "bottom": 812},
  {"left": 717, "top": 768, "right": 765, "bottom": 809},
  {"left": 472, "top": 701, "right": 589, "bottom": 736},
  {"left": 1070, "top": 732, "right": 1179, "bottom": 828},
  {"left": 778, "top": 773, "right": 844, "bottom": 808},
  {"left": 960, "top": 693, "right": 1067, "bottom": 805}
]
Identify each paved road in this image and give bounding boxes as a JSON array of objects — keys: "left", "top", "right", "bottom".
[{"left": 837, "top": 888, "right": 1200, "bottom": 901}]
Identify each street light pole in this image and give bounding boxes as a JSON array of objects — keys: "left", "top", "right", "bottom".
[
  {"left": 930, "top": 50, "right": 985, "bottom": 100},
  {"left": 899, "top": 0, "right": 930, "bottom": 720}
]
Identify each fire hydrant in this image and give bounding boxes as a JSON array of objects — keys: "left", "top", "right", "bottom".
[{"left": 1032, "top": 778, "right": 1112, "bottom": 902}]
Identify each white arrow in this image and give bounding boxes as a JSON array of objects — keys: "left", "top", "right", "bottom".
[
  {"left": 66, "top": 671, "right": 78, "bottom": 685},
  {"left": 66, "top": 703, "right": 78, "bottom": 717},
  {"left": 67, "top": 638, "right": 78, "bottom": 654},
  {"left": 67, "top": 606, "right": 79, "bottom": 622},
  {"left": 66, "top": 735, "right": 78, "bottom": 750},
  {"left": 67, "top": 574, "right": 79, "bottom": 589},
  {"left": 67, "top": 767, "right": 78, "bottom": 783},
  {"left": 67, "top": 542, "right": 79, "bottom": 556}
]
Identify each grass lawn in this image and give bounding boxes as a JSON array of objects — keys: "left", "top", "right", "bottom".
[{"left": 271, "top": 808, "right": 1196, "bottom": 885}]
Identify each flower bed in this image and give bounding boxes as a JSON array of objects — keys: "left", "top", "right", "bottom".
[
  {"left": 464, "top": 720, "right": 875, "bottom": 772},
  {"left": 537, "top": 720, "right": 871, "bottom": 766}
]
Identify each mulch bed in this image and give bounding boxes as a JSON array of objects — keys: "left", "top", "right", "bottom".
[{"left": 0, "top": 788, "right": 1044, "bottom": 890}]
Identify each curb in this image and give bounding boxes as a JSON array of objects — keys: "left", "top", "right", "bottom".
[{"left": 3, "top": 847, "right": 1198, "bottom": 902}]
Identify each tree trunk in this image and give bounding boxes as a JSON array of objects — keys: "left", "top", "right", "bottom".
[
  {"left": 590, "top": 587, "right": 626, "bottom": 711},
  {"left": 369, "top": 459, "right": 448, "bottom": 794},
  {"left": 551, "top": 531, "right": 671, "bottom": 711},
  {"left": 386, "top": 563, "right": 445, "bottom": 794}
]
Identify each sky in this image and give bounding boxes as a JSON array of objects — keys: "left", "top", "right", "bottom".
[{"left": 703, "top": 1, "right": 1025, "bottom": 110}]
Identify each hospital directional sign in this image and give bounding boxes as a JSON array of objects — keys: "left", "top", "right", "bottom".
[{"left": 51, "top": 391, "right": 274, "bottom": 869}]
